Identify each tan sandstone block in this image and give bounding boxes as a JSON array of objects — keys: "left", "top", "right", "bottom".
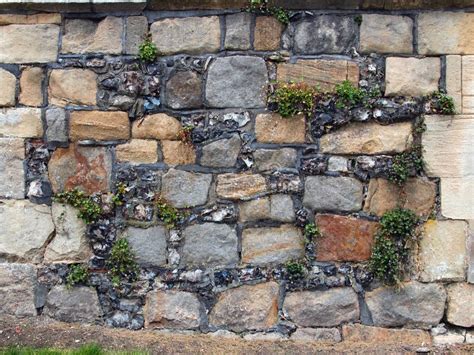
[
  {"left": 70, "top": 111, "right": 130, "bottom": 141},
  {"left": 463, "top": 56, "right": 474, "bottom": 95},
  {"left": 116, "top": 139, "right": 158, "bottom": 164},
  {"left": 19, "top": 67, "right": 43, "bottom": 107},
  {"left": 254, "top": 16, "right": 283, "bottom": 51},
  {"left": 463, "top": 96, "right": 474, "bottom": 114},
  {"left": 49, "top": 69, "right": 97, "bottom": 107},
  {"left": 0, "top": 69, "right": 16, "bottom": 107},
  {"left": 161, "top": 140, "right": 196, "bottom": 166},
  {"left": 216, "top": 173, "right": 267, "bottom": 200},
  {"left": 342, "top": 324, "right": 431, "bottom": 346},
  {"left": 132, "top": 114, "right": 182, "bottom": 140},
  {"left": 440, "top": 177, "right": 474, "bottom": 220},
  {"left": 446, "top": 283, "right": 474, "bottom": 327},
  {"left": 255, "top": 113, "right": 306, "bottom": 144},
  {"left": 0, "top": 108, "right": 43, "bottom": 138},
  {"left": 446, "top": 55, "right": 462, "bottom": 112},
  {"left": 0, "top": 13, "right": 61, "bottom": 25}
]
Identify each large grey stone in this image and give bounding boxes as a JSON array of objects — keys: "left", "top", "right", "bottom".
[
  {"left": 181, "top": 223, "right": 238, "bottom": 268},
  {"left": 44, "top": 285, "right": 101, "bottom": 323},
  {"left": 269, "top": 194, "right": 295, "bottom": 222},
  {"left": 446, "top": 283, "right": 474, "bottom": 327},
  {"left": 0, "top": 108, "right": 43, "bottom": 138},
  {"left": 239, "top": 195, "right": 295, "bottom": 223},
  {"left": 0, "top": 138, "right": 25, "bottom": 199},
  {"left": 205, "top": 56, "right": 268, "bottom": 108},
  {"left": 366, "top": 282, "right": 447, "bottom": 329},
  {"left": 200, "top": 134, "right": 241, "bottom": 168},
  {"left": 284, "top": 288, "right": 359, "bottom": 327},
  {"left": 225, "top": 13, "right": 251, "bottom": 50},
  {"left": 161, "top": 169, "right": 212, "bottom": 208},
  {"left": 45, "top": 107, "right": 67, "bottom": 144},
  {"left": 165, "top": 70, "right": 202, "bottom": 109},
  {"left": 292, "top": 16, "right": 357, "bottom": 54},
  {"left": 253, "top": 148, "right": 297, "bottom": 172},
  {"left": 303, "top": 176, "right": 363, "bottom": 212},
  {"left": 125, "top": 16, "right": 148, "bottom": 55},
  {"left": 0, "top": 263, "right": 37, "bottom": 317},
  {"left": 125, "top": 226, "right": 168, "bottom": 267}
]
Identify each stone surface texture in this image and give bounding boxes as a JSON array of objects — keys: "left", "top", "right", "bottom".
[
  {"left": 70, "top": 111, "right": 129, "bottom": 142},
  {"left": 446, "top": 283, "right": 474, "bottom": 327},
  {"left": 201, "top": 134, "right": 241, "bottom": 168},
  {"left": 132, "top": 114, "right": 181, "bottom": 140},
  {"left": 125, "top": 16, "right": 148, "bottom": 55},
  {"left": 126, "top": 226, "right": 168, "bottom": 267},
  {"left": 161, "top": 141, "right": 196, "bottom": 166},
  {"left": 0, "top": 138, "right": 25, "bottom": 199},
  {"left": 45, "top": 107, "right": 67, "bottom": 144},
  {"left": 225, "top": 13, "right": 251, "bottom": 50},
  {"left": 0, "top": 263, "right": 37, "bottom": 317},
  {"left": 255, "top": 113, "right": 306, "bottom": 144},
  {"left": 165, "top": 71, "right": 202, "bottom": 109},
  {"left": 341, "top": 324, "right": 431, "bottom": 345},
  {"left": 116, "top": 140, "right": 158, "bottom": 164},
  {"left": 0, "top": 108, "right": 43, "bottom": 138},
  {"left": 216, "top": 173, "right": 267, "bottom": 200},
  {"left": 0, "top": 69, "right": 16, "bottom": 107},
  {"left": 19, "top": 67, "right": 43, "bottom": 107},
  {"left": 290, "top": 328, "right": 342, "bottom": 342},
  {"left": 48, "top": 69, "right": 97, "bottom": 107},
  {"left": 161, "top": 169, "right": 211, "bottom": 208},
  {"left": 254, "top": 16, "right": 283, "bottom": 51}
]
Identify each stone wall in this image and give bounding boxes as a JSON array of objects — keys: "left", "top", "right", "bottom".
[{"left": 0, "top": 3, "right": 473, "bottom": 346}]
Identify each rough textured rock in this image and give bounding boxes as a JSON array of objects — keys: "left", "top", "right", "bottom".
[
  {"left": 161, "top": 169, "right": 212, "bottom": 208},
  {"left": 124, "top": 16, "right": 148, "bottom": 55},
  {"left": 0, "top": 200, "right": 54, "bottom": 263},
  {"left": 209, "top": 282, "right": 279, "bottom": 332},
  {"left": 0, "top": 13, "right": 61, "bottom": 25},
  {"left": 70, "top": 111, "right": 129, "bottom": 141},
  {"left": 225, "top": 13, "right": 251, "bottom": 50},
  {"left": 291, "top": 328, "right": 341, "bottom": 342},
  {"left": 44, "top": 203, "right": 91, "bottom": 263},
  {"left": 44, "top": 285, "right": 101, "bottom": 323},
  {"left": 126, "top": 226, "right": 168, "bottom": 267},
  {"left": 320, "top": 121, "right": 413, "bottom": 155},
  {"left": 284, "top": 288, "right": 359, "bottom": 327},
  {"left": 253, "top": 148, "right": 297, "bottom": 172},
  {"left": 0, "top": 138, "right": 25, "bottom": 199},
  {"left": 165, "top": 71, "right": 202, "bottom": 109},
  {"left": 254, "top": 16, "right": 283, "bottom": 51},
  {"left": 292, "top": 16, "right": 357, "bottom": 54},
  {"left": 303, "top": 176, "right": 363, "bottom": 212},
  {"left": 446, "top": 283, "right": 474, "bottom": 327},
  {"left": 0, "top": 24, "right": 59, "bottom": 63},
  {"left": 342, "top": 324, "right": 431, "bottom": 345},
  {"left": 419, "top": 220, "right": 467, "bottom": 282},
  {"left": 62, "top": 17, "right": 123, "bottom": 54},
  {"left": 116, "top": 139, "right": 158, "bottom": 165},
  {"left": 206, "top": 56, "right": 268, "bottom": 108},
  {"left": 144, "top": 290, "right": 204, "bottom": 329},
  {"left": 216, "top": 173, "right": 267, "bottom": 200},
  {"left": 161, "top": 141, "right": 196, "bottom": 166},
  {"left": 48, "top": 69, "right": 97, "bottom": 107},
  {"left": 241, "top": 225, "right": 304, "bottom": 265},
  {"left": 255, "top": 113, "right": 306, "bottom": 144},
  {"left": 433, "top": 331, "right": 466, "bottom": 346},
  {"left": 365, "top": 282, "right": 447, "bottom": 329},
  {"left": 181, "top": 223, "right": 238, "bottom": 267},
  {"left": 45, "top": 107, "right": 67, "bottom": 144},
  {"left": 19, "top": 67, "right": 43, "bottom": 107},
  {"left": 239, "top": 198, "right": 270, "bottom": 222},
  {"left": 0, "top": 108, "right": 43, "bottom": 138},
  {"left": 385, "top": 57, "right": 440, "bottom": 96},
  {"left": 0, "top": 263, "right": 37, "bottom": 317},
  {"left": 315, "top": 214, "right": 378, "bottom": 261},
  {"left": 201, "top": 134, "right": 241, "bottom": 168},
  {"left": 48, "top": 145, "right": 113, "bottom": 194},
  {"left": 0, "top": 68, "right": 16, "bottom": 107},
  {"left": 132, "top": 114, "right": 182, "bottom": 140},
  {"left": 151, "top": 16, "right": 220, "bottom": 55},
  {"left": 328, "top": 156, "right": 348, "bottom": 172},
  {"left": 360, "top": 14, "right": 413, "bottom": 54},
  {"left": 269, "top": 194, "right": 295, "bottom": 222}
]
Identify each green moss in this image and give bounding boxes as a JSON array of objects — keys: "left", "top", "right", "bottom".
[
  {"left": 54, "top": 189, "right": 103, "bottom": 224},
  {"left": 335, "top": 80, "right": 366, "bottom": 110},
  {"left": 431, "top": 91, "right": 456, "bottom": 115},
  {"left": 272, "top": 82, "right": 317, "bottom": 117},
  {"left": 388, "top": 146, "right": 424, "bottom": 186},
  {"left": 286, "top": 261, "right": 306, "bottom": 278},
  {"left": 66, "top": 264, "right": 89, "bottom": 289},
  {"left": 379, "top": 207, "right": 418, "bottom": 240},
  {"left": 156, "top": 198, "right": 183, "bottom": 229},
  {"left": 246, "top": 0, "right": 290, "bottom": 24},
  {"left": 106, "top": 239, "right": 139, "bottom": 287},
  {"left": 303, "top": 223, "right": 320, "bottom": 240},
  {"left": 138, "top": 37, "right": 158, "bottom": 63}
]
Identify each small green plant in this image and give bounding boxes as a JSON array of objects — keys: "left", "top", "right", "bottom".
[
  {"left": 304, "top": 223, "right": 320, "bottom": 240},
  {"left": 286, "top": 261, "right": 305, "bottom": 278},
  {"left": 354, "top": 15, "right": 363, "bottom": 26},
  {"left": 54, "top": 189, "right": 103, "bottom": 224},
  {"left": 112, "top": 182, "right": 127, "bottom": 207},
  {"left": 273, "top": 82, "right": 317, "bottom": 117},
  {"left": 177, "top": 125, "right": 193, "bottom": 145},
  {"left": 66, "top": 264, "right": 89, "bottom": 288},
  {"left": 335, "top": 80, "right": 366, "bottom": 110},
  {"left": 138, "top": 37, "right": 158, "bottom": 63},
  {"left": 246, "top": 0, "right": 290, "bottom": 24},
  {"left": 156, "top": 197, "right": 182, "bottom": 229},
  {"left": 379, "top": 207, "right": 419, "bottom": 240},
  {"left": 430, "top": 91, "right": 456, "bottom": 115},
  {"left": 388, "top": 146, "right": 424, "bottom": 186},
  {"left": 106, "top": 238, "right": 139, "bottom": 287}
]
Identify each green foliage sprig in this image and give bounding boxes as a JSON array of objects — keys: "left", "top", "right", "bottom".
[
  {"left": 430, "top": 91, "right": 456, "bottom": 115},
  {"left": 66, "top": 264, "right": 89, "bottom": 289},
  {"left": 304, "top": 223, "right": 320, "bottom": 240},
  {"left": 335, "top": 80, "right": 366, "bottom": 110},
  {"left": 54, "top": 189, "right": 103, "bottom": 224},
  {"left": 138, "top": 37, "right": 158, "bottom": 63},
  {"left": 286, "top": 260, "right": 305, "bottom": 278},
  {"left": 272, "top": 82, "right": 317, "bottom": 117},
  {"left": 106, "top": 238, "right": 139, "bottom": 287},
  {"left": 156, "top": 197, "right": 183, "bottom": 229},
  {"left": 388, "top": 146, "right": 424, "bottom": 186},
  {"left": 112, "top": 182, "right": 127, "bottom": 207},
  {"left": 246, "top": 0, "right": 290, "bottom": 24}
]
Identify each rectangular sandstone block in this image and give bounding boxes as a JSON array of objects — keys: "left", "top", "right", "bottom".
[
  {"left": 116, "top": 139, "right": 158, "bottom": 165},
  {"left": 462, "top": 56, "right": 474, "bottom": 96},
  {"left": 19, "top": 67, "right": 44, "bottom": 107},
  {"left": 446, "top": 55, "right": 462, "bottom": 112},
  {"left": 255, "top": 113, "right": 306, "bottom": 144},
  {"left": 463, "top": 96, "right": 474, "bottom": 114},
  {"left": 441, "top": 177, "right": 474, "bottom": 220},
  {"left": 0, "top": 108, "right": 43, "bottom": 138},
  {"left": 70, "top": 111, "right": 130, "bottom": 141},
  {"left": 0, "top": 13, "right": 61, "bottom": 25}
]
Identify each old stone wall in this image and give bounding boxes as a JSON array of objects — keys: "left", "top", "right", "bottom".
[{"left": 0, "top": 1, "right": 473, "bottom": 346}]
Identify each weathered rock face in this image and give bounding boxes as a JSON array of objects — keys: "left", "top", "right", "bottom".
[
  {"left": 0, "top": 68, "right": 16, "bottom": 107},
  {"left": 446, "top": 283, "right": 474, "bottom": 328},
  {"left": 181, "top": 223, "right": 238, "bottom": 268},
  {"left": 0, "top": 263, "right": 37, "bottom": 317},
  {"left": 253, "top": 148, "right": 297, "bottom": 172},
  {"left": 216, "top": 173, "right": 267, "bottom": 200},
  {"left": 124, "top": 16, "right": 148, "bottom": 55},
  {"left": 48, "top": 69, "right": 97, "bottom": 107},
  {"left": 161, "top": 141, "right": 196, "bottom": 166},
  {"left": 126, "top": 226, "right": 168, "bottom": 267},
  {"left": 144, "top": 290, "right": 204, "bottom": 329},
  {"left": 342, "top": 324, "right": 431, "bottom": 345},
  {"left": 44, "top": 285, "right": 101, "bottom": 323},
  {"left": 116, "top": 140, "right": 158, "bottom": 165},
  {"left": 161, "top": 169, "right": 212, "bottom": 208},
  {"left": 45, "top": 107, "right": 67, "bottom": 144},
  {"left": 284, "top": 288, "right": 359, "bottom": 327},
  {"left": 291, "top": 328, "right": 341, "bottom": 343},
  {"left": 255, "top": 113, "right": 306, "bottom": 144},
  {"left": 0, "top": 108, "right": 43, "bottom": 138},
  {"left": 0, "top": 138, "right": 25, "bottom": 199},
  {"left": 0, "top": 13, "right": 61, "bottom": 25},
  {"left": 241, "top": 225, "right": 304, "bottom": 265},
  {"left": 206, "top": 56, "right": 268, "bottom": 108},
  {"left": 70, "top": 111, "right": 129, "bottom": 141},
  {"left": 165, "top": 71, "right": 202, "bottom": 109},
  {"left": 201, "top": 134, "right": 241, "bottom": 168},
  {"left": 0, "top": 200, "right": 54, "bottom": 263},
  {"left": 209, "top": 282, "right": 279, "bottom": 332},
  {"left": 365, "top": 282, "right": 447, "bottom": 329},
  {"left": 132, "top": 114, "right": 182, "bottom": 140},
  {"left": 254, "top": 16, "right": 283, "bottom": 51},
  {"left": 19, "top": 67, "right": 43, "bottom": 107},
  {"left": 225, "top": 13, "right": 251, "bottom": 50}
]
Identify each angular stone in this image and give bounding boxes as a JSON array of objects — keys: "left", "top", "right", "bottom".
[
  {"left": 181, "top": 223, "right": 238, "bottom": 268},
  {"left": 292, "top": 16, "right": 357, "bottom": 54},
  {"left": 0, "top": 13, "right": 61, "bottom": 25},
  {"left": 70, "top": 111, "right": 129, "bottom": 141},
  {"left": 48, "top": 144, "right": 113, "bottom": 194},
  {"left": 200, "top": 134, "right": 241, "bottom": 168},
  {"left": 216, "top": 173, "right": 267, "bottom": 200},
  {"left": 44, "top": 203, "right": 91, "bottom": 263},
  {"left": 241, "top": 225, "right": 304, "bottom": 265},
  {"left": 269, "top": 194, "right": 295, "bottom": 222},
  {"left": 144, "top": 290, "right": 204, "bottom": 329},
  {"left": 48, "top": 69, "right": 97, "bottom": 107},
  {"left": 365, "top": 282, "right": 447, "bottom": 329},
  {"left": 0, "top": 108, "right": 43, "bottom": 138},
  {"left": 125, "top": 16, "right": 148, "bottom": 55},
  {"left": 0, "top": 24, "right": 59, "bottom": 63},
  {"left": 320, "top": 121, "right": 413, "bottom": 155},
  {"left": 45, "top": 107, "right": 67, "bottom": 144},
  {"left": 209, "top": 282, "right": 279, "bottom": 332},
  {"left": 0, "top": 68, "right": 16, "bottom": 107},
  {"left": 62, "top": 17, "right": 123, "bottom": 54},
  {"left": 151, "top": 16, "right": 220, "bottom": 55},
  {"left": 161, "top": 169, "right": 212, "bottom": 208},
  {"left": 433, "top": 331, "right": 466, "bottom": 345},
  {"left": 0, "top": 138, "right": 25, "bottom": 199},
  {"left": 446, "top": 55, "right": 462, "bottom": 112},
  {"left": 206, "top": 56, "right": 268, "bottom": 108},
  {"left": 19, "top": 67, "right": 43, "bottom": 107},
  {"left": 165, "top": 71, "right": 202, "bottom": 109},
  {"left": 126, "top": 226, "right": 168, "bottom": 267},
  {"left": 284, "top": 288, "right": 359, "bottom": 327},
  {"left": 342, "top": 324, "right": 431, "bottom": 345},
  {"left": 253, "top": 148, "right": 297, "bottom": 172},
  {"left": 385, "top": 57, "right": 440, "bottom": 96},
  {"left": 315, "top": 214, "right": 378, "bottom": 262},
  {"left": 418, "top": 12, "right": 474, "bottom": 55},
  {"left": 291, "top": 328, "right": 341, "bottom": 343},
  {"left": 360, "top": 14, "right": 413, "bottom": 54},
  {"left": 0, "top": 200, "right": 54, "bottom": 263},
  {"left": 254, "top": 16, "right": 283, "bottom": 51},
  {"left": 277, "top": 59, "right": 359, "bottom": 91},
  {"left": 446, "top": 283, "right": 474, "bottom": 327},
  {"left": 44, "top": 285, "right": 101, "bottom": 323},
  {"left": 255, "top": 113, "right": 306, "bottom": 144},
  {"left": 161, "top": 140, "right": 196, "bottom": 166},
  {"left": 328, "top": 156, "right": 348, "bottom": 172},
  {"left": 419, "top": 220, "right": 467, "bottom": 282},
  {"left": 239, "top": 195, "right": 294, "bottom": 223},
  {"left": 303, "top": 176, "right": 363, "bottom": 212},
  {"left": 441, "top": 177, "right": 474, "bottom": 220},
  {"left": 225, "top": 13, "right": 251, "bottom": 50},
  {"left": 132, "top": 113, "right": 182, "bottom": 140},
  {"left": 116, "top": 139, "right": 158, "bottom": 165},
  {"left": 0, "top": 263, "right": 37, "bottom": 317}
]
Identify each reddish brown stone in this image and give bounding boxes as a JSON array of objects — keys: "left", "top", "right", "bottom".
[{"left": 315, "top": 214, "right": 378, "bottom": 262}]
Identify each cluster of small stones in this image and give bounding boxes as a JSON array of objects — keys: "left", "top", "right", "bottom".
[{"left": 0, "top": 9, "right": 473, "bottom": 346}]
